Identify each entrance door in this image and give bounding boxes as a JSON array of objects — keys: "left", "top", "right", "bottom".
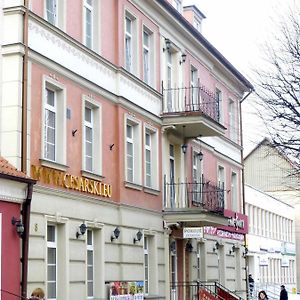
[{"left": 170, "top": 240, "right": 177, "bottom": 300}]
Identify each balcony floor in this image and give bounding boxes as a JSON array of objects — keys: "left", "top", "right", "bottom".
[{"left": 163, "top": 208, "right": 228, "bottom": 227}]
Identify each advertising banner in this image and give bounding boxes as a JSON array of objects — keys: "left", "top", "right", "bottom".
[
  {"left": 109, "top": 281, "right": 144, "bottom": 300},
  {"left": 199, "top": 288, "right": 216, "bottom": 300}
]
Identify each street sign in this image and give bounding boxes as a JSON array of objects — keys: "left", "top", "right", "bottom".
[{"left": 183, "top": 227, "right": 204, "bottom": 239}]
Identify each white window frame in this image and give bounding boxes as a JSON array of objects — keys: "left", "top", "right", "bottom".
[
  {"left": 218, "top": 164, "right": 226, "bottom": 205},
  {"left": 231, "top": 171, "right": 238, "bottom": 211},
  {"left": 87, "top": 229, "right": 94, "bottom": 298},
  {"left": 125, "top": 116, "right": 141, "bottom": 185},
  {"left": 42, "top": 77, "right": 66, "bottom": 168},
  {"left": 191, "top": 66, "right": 198, "bottom": 109},
  {"left": 145, "top": 130, "right": 151, "bottom": 188},
  {"left": 84, "top": 0, "right": 93, "bottom": 49},
  {"left": 192, "top": 151, "right": 202, "bottom": 203},
  {"left": 125, "top": 11, "right": 137, "bottom": 74},
  {"left": 143, "top": 30, "right": 150, "bottom": 84},
  {"left": 47, "top": 224, "right": 57, "bottom": 300},
  {"left": 126, "top": 123, "right": 134, "bottom": 182},
  {"left": 45, "top": 0, "right": 57, "bottom": 25},
  {"left": 172, "top": 0, "right": 182, "bottom": 13},
  {"left": 84, "top": 106, "right": 93, "bottom": 172},
  {"left": 144, "top": 126, "right": 158, "bottom": 190},
  {"left": 216, "top": 88, "right": 223, "bottom": 124},
  {"left": 82, "top": 97, "right": 102, "bottom": 176},
  {"left": 44, "top": 88, "right": 56, "bottom": 161},
  {"left": 229, "top": 99, "right": 238, "bottom": 142},
  {"left": 144, "top": 236, "right": 149, "bottom": 295},
  {"left": 142, "top": 26, "right": 154, "bottom": 86}
]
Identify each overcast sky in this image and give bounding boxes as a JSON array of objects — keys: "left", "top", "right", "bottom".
[{"left": 182, "top": 0, "right": 297, "bottom": 154}]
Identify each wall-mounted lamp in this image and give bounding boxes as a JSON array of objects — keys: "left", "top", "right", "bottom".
[
  {"left": 185, "top": 240, "right": 193, "bottom": 253},
  {"left": 242, "top": 247, "right": 248, "bottom": 258},
  {"left": 163, "top": 38, "right": 171, "bottom": 52},
  {"left": 229, "top": 245, "right": 237, "bottom": 255},
  {"left": 181, "top": 144, "right": 188, "bottom": 154},
  {"left": 170, "top": 240, "right": 176, "bottom": 253},
  {"left": 12, "top": 217, "right": 24, "bottom": 238},
  {"left": 179, "top": 53, "right": 187, "bottom": 65},
  {"left": 76, "top": 223, "right": 87, "bottom": 239},
  {"left": 133, "top": 230, "right": 143, "bottom": 244},
  {"left": 111, "top": 227, "right": 121, "bottom": 242},
  {"left": 213, "top": 241, "right": 220, "bottom": 252},
  {"left": 196, "top": 151, "right": 204, "bottom": 161}
]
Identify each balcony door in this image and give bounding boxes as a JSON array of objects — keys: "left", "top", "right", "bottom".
[
  {"left": 191, "top": 67, "right": 198, "bottom": 111},
  {"left": 192, "top": 152, "right": 202, "bottom": 205},
  {"left": 167, "top": 52, "right": 173, "bottom": 112},
  {"left": 169, "top": 145, "right": 175, "bottom": 208}
]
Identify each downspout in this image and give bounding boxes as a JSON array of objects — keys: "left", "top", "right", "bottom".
[
  {"left": 22, "top": 0, "right": 29, "bottom": 173},
  {"left": 21, "top": 0, "right": 30, "bottom": 297},
  {"left": 239, "top": 89, "right": 253, "bottom": 299},
  {"left": 21, "top": 183, "right": 34, "bottom": 299}
]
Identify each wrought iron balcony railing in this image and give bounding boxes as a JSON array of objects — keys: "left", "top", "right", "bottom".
[
  {"left": 163, "top": 175, "right": 224, "bottom": 214},
  {"left": 162, "top": 84, "right": 220, "bottom": 123}
]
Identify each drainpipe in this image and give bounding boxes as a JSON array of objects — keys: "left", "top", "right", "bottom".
[
  {"left": 239, "top": 89, "right": 253, "bottom": 299},
  {"left": 21, "top": 0, "right": 30, "bottom": 295},
  {"left": 22, "top": 0, "right": 29, "bottom": 173},
  {"left": 21, "top": 182, "right": 34, "bottom": 299}
]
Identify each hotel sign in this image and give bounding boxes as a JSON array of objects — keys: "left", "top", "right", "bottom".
[{"left": 31, "top": 165, "right": 112, "bottom": 197}]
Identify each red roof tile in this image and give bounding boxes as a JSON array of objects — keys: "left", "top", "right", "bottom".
[{"left": 0, "top": 157, "right": 28, "bottom": 179}]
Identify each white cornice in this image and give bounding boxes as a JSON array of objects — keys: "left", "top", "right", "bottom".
[
  {"left": 28, "top": 15, "right": 162, "bottom": 117},
  {"left": 0, "top": 178, "right": 27, "bottom": 204}
]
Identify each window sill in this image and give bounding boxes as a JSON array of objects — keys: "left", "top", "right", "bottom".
[
  {"left": 143, "top": 186, "right": 160, "bottom": 196},
  {"left": 124, "top": 181, "right": 143, "bottom": 191},
  {"left": 40, "top": 159, "right": 69, "bottom": 172},
  {"left": 144, "top": 295, "right": 164, "bottom": 299},
  {"left": 81, "top": 170, "right": 105, "bottom": 181}
]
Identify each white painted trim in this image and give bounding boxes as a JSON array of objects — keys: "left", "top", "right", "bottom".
[
  {"left": 28, "top": 19, "right": 161, "bottom": 117},
  {"left": 0, "top": 213, "right": 2, "bottom": 300}
]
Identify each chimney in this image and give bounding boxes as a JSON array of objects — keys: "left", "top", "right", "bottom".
[{"left": 183, "top": 5, "right": 206, "bottom": 33}]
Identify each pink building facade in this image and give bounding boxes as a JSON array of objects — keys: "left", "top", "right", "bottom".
[{"left": 0, "top": 0, "right": 252, "bottom": 299}]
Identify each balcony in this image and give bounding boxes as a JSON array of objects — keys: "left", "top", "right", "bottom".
[
  {"left": 163, "top": 176, "right": 227, "bottom": 227},
  {"left": 161, "top": 84, "right": 226, "bottom": 138}
]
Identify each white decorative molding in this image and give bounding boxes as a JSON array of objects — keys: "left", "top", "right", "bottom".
[
  {"left": 28, "top": 20, "right": 162, "bottom": 116},
  {"left": 0, "top": 179, "right": 27, "bottom": 203}
]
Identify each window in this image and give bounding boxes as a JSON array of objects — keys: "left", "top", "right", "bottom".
[
  {"left": 191, "top": 67, "right": 198, "bottom": 110},
  {"left": 44, "top": 88, "right": 56, "bottom": 161},
  {"left": 192, "top": 151, "right": 202, "bottom": 203},
  {"left": 45, "top": 0, "right": 65, "bottom": 29},
  {"left": 229, "top": 99, "right": 237, "bottom": 142},
  {"left": 125, "top": 13, "right": 137, "bottom": 73},
  {"left": 144, "top": 127, "right": 158, "bottom": 190},
  {"left": 42, "top": 79, "right": 66, "bottom": 167},
  {"left": 47, "top": 225, "right": 57, "bottom": 300},
  {"left": 87, "top": 229, "right": 94, "bottom": 298},
  {"left": 166, "top": 51, "right": 172, "bottom": 111},
  {"left": 84, "top": 0, "right": 93, "bottom": 49},
  {"left": 125, "top": 117, "right": 141, "bottom": 185},
  {"left": 145, "top": 131, "right": 151, "bottom": 187},
  {"left": 143, "top": 31, "right": 150, "bottom": 84},
  {"left": 127, "top": 124, "right": 134, "bottom": 182},
  {"left": 216, "top": 88, "right": 223, "bottom": 123},
  {"left": 46, "top": 0, "right": 57, "bottom": 25},
  {"left": 172, "top": 0, "right": 182, "bottom": 13},
  {"left": 84, "top": 107, "right": 93, "bottom": 172},
  {"left": 231, "top": 172, "right": 238, "bottom": 211},
  {"left": 144, "top": 236, "right": 149, "bottom": 295},
  {"left": 218, "top": 165, "right": 225, "bottom": 204},
  {"left": 82, "top": 98, "right": 102, "bottom": 175},
  {"left": 193, "top": 17, "right": 202, "bottom": 32},
  {"left": 169, "top": 145, "right": 175, "bottom": 207}
]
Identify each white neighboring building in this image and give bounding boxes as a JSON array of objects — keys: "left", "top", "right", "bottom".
[{"left": 245, "top": 184, "right": 296, "bottom": 291}]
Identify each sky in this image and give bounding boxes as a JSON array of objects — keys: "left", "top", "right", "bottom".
[{"left": 182, "top": 0, "right": 297, "bottom": 155}]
